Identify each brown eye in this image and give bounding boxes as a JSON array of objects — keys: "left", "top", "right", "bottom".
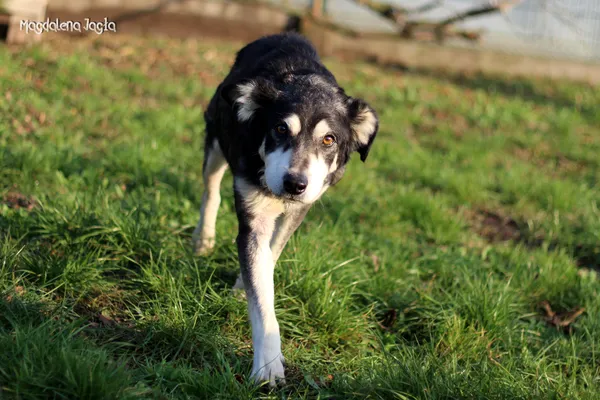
[
  {"left": 275, "top": 124, "right": 288, "bottom": 134},
  {"left": 322, "top": 135, "right": 335, "bottom": 146}
]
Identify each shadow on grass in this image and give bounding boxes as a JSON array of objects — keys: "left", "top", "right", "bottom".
[
  {"left": 0, "top": 294, "right": 260, "bottom": 397},
  {"left": 371, "top": 60, "right": 598, "bottom": 125},
  {"left": 464, "top": 208, "right": 600, "bottom": 271}
]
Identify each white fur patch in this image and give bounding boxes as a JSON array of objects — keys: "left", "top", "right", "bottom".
[
  {"left": 353, "top": 107, "right": 377, "bottom": 145},
  {"left": 263, "top": 148, "right": 292, "bottom": 196},
  {"left": 235, "top": 81, "right": 259, "bottom": 122},
  {"left": 329, "top": 154, "right": 338, "bottom": 173},
  {"left": 284, "top": 114, "right": 301, "bottom": 136},
  {"left": 312, "top": 119, "right": 331, "bottom": 139},
  {"left": 193, "top": 140, "right": 228, "bottom": 255},
  {"left": 235, "top": 177, "right": 285, "bottom": 221},
  {"left": 293, "top": 153, "right": 329, "bottom": 204}
]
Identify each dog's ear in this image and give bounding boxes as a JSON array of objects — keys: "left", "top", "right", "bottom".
[
  {"left": 221, "top": 78, "right": 279, "bottom": 122},
  {"left": 347, "top": 98, "right": 378, "bottom": 162}
]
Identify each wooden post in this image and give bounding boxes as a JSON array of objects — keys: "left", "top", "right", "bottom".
[
  {"left": 2, "top": 0, "right": 47, "bottom": 44},
  {"left": 311, "top": 0, "right": 324, "bottom": 18}
]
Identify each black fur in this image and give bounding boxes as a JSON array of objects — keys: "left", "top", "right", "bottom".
[{"left": 204, "top": 33, "right": 378, "bottom": 193}]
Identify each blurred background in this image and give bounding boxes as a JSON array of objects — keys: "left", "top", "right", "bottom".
[{"left": 2, "top": 0, "right": 599, "bottom": 82}]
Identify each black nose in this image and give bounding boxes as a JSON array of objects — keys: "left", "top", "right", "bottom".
[{"left": 283, "top": 173, "right": 308, "bottom": 195}]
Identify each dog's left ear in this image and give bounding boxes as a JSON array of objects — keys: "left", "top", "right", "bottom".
[
  {"left": 347, "top": 98, "right": 378, "bottom": 162},
  {"left": 220, "top": 78, "right": 279, "bottom": 123}
]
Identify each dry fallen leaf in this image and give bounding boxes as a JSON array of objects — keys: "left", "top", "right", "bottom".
[
  {"left": 3, "top": 193, "right": 37, "bottom": 211},
  {"left": 378, "top": 309, "right": 397, "bottom": 330},
  {"left": 540, "top": 300, "right": 585, "bottom": 333},
  {"left": 371, "top": 254, "right": 380, "bottom": 272},
  {"left": 98, "top": 313, "right": 116, "bottom": 326}
]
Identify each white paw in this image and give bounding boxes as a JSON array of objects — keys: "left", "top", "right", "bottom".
[
  {"left": 192, "top": 236, "right": 215, "bottom": 256},
  {"left": 251, "top": 352, "right": 285, "bottom": 387},
  {"left": 231, "top": 275, "right": 247, "bottom": 299}
]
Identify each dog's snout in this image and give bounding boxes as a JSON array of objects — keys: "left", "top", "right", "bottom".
[{"left": 283, "top": 173, "right": 307, "bottom": 195}]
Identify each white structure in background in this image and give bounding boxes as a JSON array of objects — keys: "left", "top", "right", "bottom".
[{"left": 275, "top": 0, "right": 600, "bottom": 61}]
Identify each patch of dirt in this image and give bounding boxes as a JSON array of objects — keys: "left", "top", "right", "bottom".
[
  {"left": 466, "top": 208, "right": 600, "bottom": 271},
  {"left": 512, "top": 145, "right": 588, "bottom": 177},
  {"left": 572, "top": 245, "right": 600, "bottom": 271},
  {"left": 465, "top": 208, "right": 521, "bottom": 243},
  {"left": 43, "top": 7, "right": 279, "bottom": 82},
  {"left": 73, "top": 288, "right": 134, "bottom": 328},
  {"left": 2, "top": 192, "right": 38, "bottom": 211}
]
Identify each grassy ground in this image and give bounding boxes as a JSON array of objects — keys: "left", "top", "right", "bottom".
[{"left": 1, "top": 33, "right": 599, "bottom": 399}]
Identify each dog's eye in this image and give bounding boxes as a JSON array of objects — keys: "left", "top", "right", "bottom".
[
  {"left": 322, "top": 135, "right": 335, "bottom": 146},
  {"left": 275, "top": 124, "right": 288, "bottom": 134}
]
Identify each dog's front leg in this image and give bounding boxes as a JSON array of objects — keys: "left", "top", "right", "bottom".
[
  {"left": 232, "top": 205, "right": 310, "bottom": 291},
  {"left": 270, "top": 205, "right": 311, "bottom": 263},
  {"left": 234, "top": 181, "right": 285, "bottom": 386}
]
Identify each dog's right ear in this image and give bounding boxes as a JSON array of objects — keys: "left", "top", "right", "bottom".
[
  {"left": 347, "top": 97, "right": 379, "bottom": 162},
  {"left": 220, "top": 78, "right": 279, "bottom": 122}
]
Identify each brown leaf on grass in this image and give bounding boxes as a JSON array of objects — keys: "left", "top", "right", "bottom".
[
  {"left": 540, "top": 301, "right": 585, "bottom": 333},
  {"left": 313, "top": 373, "right": 334, "bottom": 388},
  {"left": 371, "top": 254, "right": 380, "bottom": 272},
  {"left": 3, "top": 192, "right": 38, "bottom": 211},
  {"left": 486, "top": 338, "right": 503, "bottom": 366}
]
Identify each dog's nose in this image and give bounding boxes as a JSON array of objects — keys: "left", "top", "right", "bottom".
[{"left": 283, "top": 173, "right": 307, "bottom": 195}]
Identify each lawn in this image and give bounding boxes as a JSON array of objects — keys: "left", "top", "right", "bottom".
[{"left": 1, "top": 33, "right": 599, "bottom": 399}]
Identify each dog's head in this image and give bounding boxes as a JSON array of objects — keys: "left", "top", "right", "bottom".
[{"left": 224, "top": 74, "right": 378, "bottom": 204}]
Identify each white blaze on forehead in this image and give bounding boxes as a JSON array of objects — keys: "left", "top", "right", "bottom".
[
  {"left": 312, "top": 119, "right": 331, "bottom": 139},
  {"left": 235, "top": 81, "right": 259, "bottom": 122},
  {"left": 284, "top": 114, "right": 301, "bottom": 136},
  {"left": 353, "top": 108, "right": 378, "bottom": 146}
]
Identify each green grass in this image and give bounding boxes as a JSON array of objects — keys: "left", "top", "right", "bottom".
[{"left": 1, "top": 33, "right": 599, "bottom": 399}]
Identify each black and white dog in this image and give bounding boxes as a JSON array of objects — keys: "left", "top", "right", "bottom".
[{"left": 192, "top": 33, "right": 378, "bottom": 385}]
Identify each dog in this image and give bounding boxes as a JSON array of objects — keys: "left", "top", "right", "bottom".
[{"left": 192, "top": 33, "right": 378, "bottom": 386}]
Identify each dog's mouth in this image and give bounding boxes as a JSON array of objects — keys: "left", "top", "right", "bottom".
[
  {"left": 270, "top": 188, "right": 308, "bottom": 204},
  {"left": 269, "top": 189, "right": 303, "bottom": 203},
  {"left": 280, "top": 193, "right": 303, "bottom": 202}
]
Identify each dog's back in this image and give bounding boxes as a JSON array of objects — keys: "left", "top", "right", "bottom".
[{"left": 229, "top": 33, "right": 328, "bottom": 80}]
